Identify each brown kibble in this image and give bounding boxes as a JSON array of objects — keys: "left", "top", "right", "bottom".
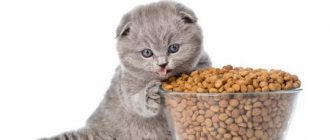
[
  {"left": 232, "top": 84, "right": 241, "bottom": 92},
  {"left": 174, "top": 87, "right": 184, "bottom": 92},
  {"left": 253, "top": 80, "right": 259, "bottom": 88},
  {"left": 217, "top": 127, "right": 226, "bottom": 134},
  {"left": 230, "top": 99, "right": 239, "bottom": 107},
  {"left": 253, "top": 102, "right": 262, "bottom": 108},
  {"left": 238, "top": 127, "right": 246, "bottom": 135},
  {"left": 219, "top": 100, "right": 228, "bottom": 107},
  {"left": 210, "top": 106, "right": 220, "bottom": 112},
  {"left": 235, "top": 116, "right": 243, "bottom": 123},
  {"left": 223, "top": 65, "right": 233, "bottom": 70},
  {"left": 225, "top": 117, "right": 234, "bottom": 124},
  {"left": 223, "top": 133, "right": 232, "bottom": 139},
  {"left": 205, "top": 119, "right": 212, "bottom": 127},
  {"left": 205, "top": 110, "right": 214, "bottom": 118},
  {"left": 239, "top": 70, "right": 249, "bottom": 76},
  {"left": 285, "top": 81, "right": 293, "bottom": 89},
  {"left": 168, "top": 100, "right": 178, "bottom": 107},
  {"left": 245, "top": 129, "right": 254, "bottom": 138},
  {"left": 199, "top": 110, "right": 205, "bottom": 114},
  {"left": 229, "top": 124, "right": 239, "bottom": 132},
  {"left": 253, "top": 116, "right": 263, "bottom": 123},
  {"left": 259, "top": 81, "right": 268, "bottom": 87},
  {"left": 235, "top": 79, "right": 246, "bottom": 85},
  {"left": 162, "top": 83, "right": 173, "bottom": 90},
  {"left": 262, "top": 86, "right": 269, "bottom": 92},
  {"left": 226, "top": 87, "right": 234, "bottom": 93},
  {"left": 293, "top": 82, "right": 300, "bottom": 88},
  {"left": 209, "top": 88, "right": 218, "bottom": 93},
  {"left": 255, "top": 130, "right": 264, "bottom": 138},
  {"left": 197, "top": 87, "right": 206, "bottom": 93},
  {"left": 219, "top": 114, "right": 229, "bottom": 121},
  {"left": 244, "top": 104, "right": 253, "bottom": 110},
  {"left": 255, "top": 88, "right": 262, "bottom": 92},
  {"left": 214, "top": 79, "right": 224, "bottom": 88},
  {"left": 247, "top": 85, "right": 254, "bottom": 92},
  {"left": 196, "top": 115, "right": 205, "bottom": 123},
  {"left": 240, "top": 85, "right": 248, "bottom": 93},
  {"left": 268, "top": 83, "right": 276, "bottom": 91},
  {"left": 252, "top": 108, "right": 262, "bottom": 116},
  {"left": 211, "top": 115, "right": 219, "bottom": 123},
  {"left": 232, "top": 109, "right": 240, "bottom": 118}
]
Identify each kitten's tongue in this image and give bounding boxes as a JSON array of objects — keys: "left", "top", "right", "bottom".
[{"left": 158, "top": 68, "right": 167, "bottom": 76}]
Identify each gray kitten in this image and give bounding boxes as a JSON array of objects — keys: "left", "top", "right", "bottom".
[{"left": 41, "top": 1, "right": 211, "bottom": 140}]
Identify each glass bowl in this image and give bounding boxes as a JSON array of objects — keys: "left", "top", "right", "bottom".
[{"left": 162, "top": 89, "right": 301, "bottom": 140}]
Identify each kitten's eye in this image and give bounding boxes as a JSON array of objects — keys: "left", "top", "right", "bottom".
[
  {"left": 141, "top": 49, "right": 153, "bottom": 58},
  {"left": 168, "top": 44, "right": 180, "bottom": 54}
]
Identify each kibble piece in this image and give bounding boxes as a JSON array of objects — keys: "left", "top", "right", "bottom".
[
  {"left": 247, "top": 85, "right": 254, "bottom": 92},
  {"left": 232, "top": 109, "right": 240, "bottom": 118},
  {"left": 210, "top": 106, "right": 220, "bottom": 112},
  {"left": 246, "top": 129, "right": 254, "bottom": 138},
  {"left": 219, "top": 114, "right": 229, "bottom": 121},
  {"left": 223, "top": 133, "right": 232, "bottom": 139},
  {"left": 230, "top": 99, "right": 239, "bottom": 107},
  {"left": 253, "top": 102, "right": 263, "bottom": 108},
  {"left": 235, "top": 116, "right": 243, "bottom": 123},
  {"left": 211, "top": 115, "right": 219, "bottom": 123},
  {"left": 244, "top": 105, "right": 253, "bottom": 110},
  {"left": 269, "top": 83, "right": 277, "bottom": 91},
  {"left": 252, "top": 108, "right": 262, "bottom": 116},
  {"left": 215, "top": 79, "right": 224, "bottom": 88},
  {"left": 219, "top": 100, "right": 228, "bottom": 107},
  {"left": 255, "top": 130, "right": 264, "bottom": 138},
  {"left": 217, "top": 127, "right": 226, "bottom": 134},
  {"left": 262, "top": 86, "right": 270, "bottom": 92},
  {"left": 225, "top": 117, "right": 234, "bottom": 124},
  {"left": 205, "top": 110, "right": 214, "bottom": 118},
  {"left": 196, "top": 115, "right": 205, "bottom": 123},
  {"left": 197, "top": 87, "right": 206, "bottom": 93},
  {"left": 240, "top": 85, "right": 248, "bottom": 93},
  {"left": 229, "top": 124, "right": 239, "bottom": 132},
  {"left": 205, "top": 119, "right": 212, "bottom": 127},
  {"left": 259, "top": 81, "right": 268, "bottom": 87},
  {"left": 232, "top": 84, "right": 241, "bottom": 92},
  {"left": 238, "top": 127, "right": 246, "bottom": 135}
]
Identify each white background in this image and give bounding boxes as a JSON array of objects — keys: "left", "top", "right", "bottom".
[{"left": 0, "top": 0, "right": 329, "bottom": 140}]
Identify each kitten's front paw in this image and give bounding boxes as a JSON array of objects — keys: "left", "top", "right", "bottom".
[{"left": 145, "top": 80, "right": 161, "bottom": 117}]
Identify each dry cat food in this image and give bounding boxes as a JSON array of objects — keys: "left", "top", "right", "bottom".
[
  {"left": 162, "top": 65, "right": 301, "bottom": 93},
  {"left": 162, "top": 65, "right": 301, "bottom": 140}
]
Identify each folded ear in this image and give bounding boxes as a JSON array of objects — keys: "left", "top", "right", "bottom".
[
  {"left": 116, "top": 13, "right": 131, "bottom": 38},
  {"left": 176, "top": 3, "right": 197, "bottom": 23}
]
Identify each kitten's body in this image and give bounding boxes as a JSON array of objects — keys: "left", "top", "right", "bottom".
[{"left": 41, "top": 1, "right": 211, "bottom": 140}]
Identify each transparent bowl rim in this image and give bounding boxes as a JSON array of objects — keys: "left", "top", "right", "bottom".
[{"left": 160, "top": 88, "right": 302, "bottom": 96}]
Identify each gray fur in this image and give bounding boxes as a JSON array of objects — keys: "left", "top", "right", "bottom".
[{"left": 40, "top": 1, "right": 211, "bottom": 140}]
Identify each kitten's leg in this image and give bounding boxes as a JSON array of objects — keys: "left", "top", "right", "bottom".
[
  {"left": 195, "top": 51, "right": 212, "bottom": 69},
  {"left": 127, "top": 80, "right": 161, "bottom": 118},
  {"left": 39, "top": 128, "right": 116, "bottom": 140}
]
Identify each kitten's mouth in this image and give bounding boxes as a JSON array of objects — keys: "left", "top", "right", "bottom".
[{"left": 157, "top": 68, "right": 172, "bottom": 76}]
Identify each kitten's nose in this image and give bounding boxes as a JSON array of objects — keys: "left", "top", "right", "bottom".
[{"left": 158, "top": 63, "right": 168, "bottom": 68}]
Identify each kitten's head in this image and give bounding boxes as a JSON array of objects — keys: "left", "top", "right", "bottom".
[{"left": 116, "top": 1, "right": 203, "bottom": 80}]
